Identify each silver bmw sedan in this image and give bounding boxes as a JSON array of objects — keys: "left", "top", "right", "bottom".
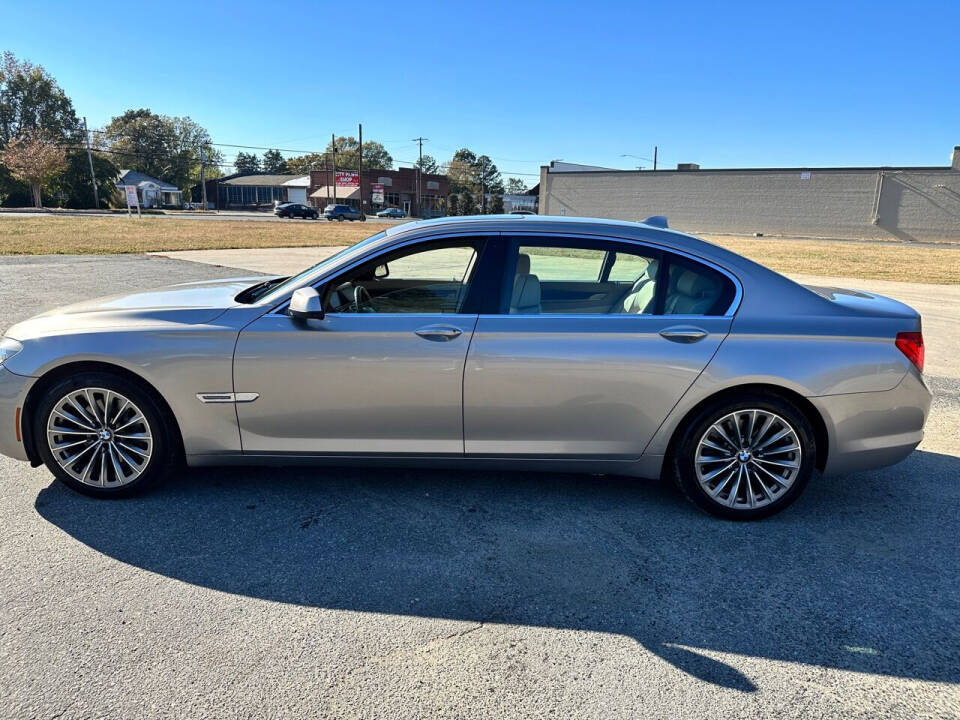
[{"left": 0, "top": 216, "right": 931, "bottom": 519}]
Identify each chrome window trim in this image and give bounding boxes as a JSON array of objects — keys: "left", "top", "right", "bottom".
[
  {"left": 261, "top": 228, "right": 743, "bottom": 319},
  {"left": 503, "top": 230, "right": 744, "bottom": 318},
  {"left": 264, "top": 231, "right": 499, "bottom": 317}
]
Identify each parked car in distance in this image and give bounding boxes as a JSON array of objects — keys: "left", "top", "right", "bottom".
[
  {"left": 510, "top": 209, "right": 537, "bottom": 215},
  {"left": 0, "top": 215, "right": 930, "bottom": 520},
  {"left": 376, "top": 207, "right": 407, "bottom": 218},
  {"left": 324, "top": 204, "right": 365, "bottom": 221},
  {"left": 275, "top": 202, "right": 318, "bottom": 219}
]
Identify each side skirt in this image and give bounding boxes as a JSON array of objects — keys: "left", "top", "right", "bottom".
[{"left": 185, "top": 452, "right": 664, "bottom": 479}]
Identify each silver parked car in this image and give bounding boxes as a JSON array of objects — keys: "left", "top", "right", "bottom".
[{"left": 0, "top": 216, "right": 930, "bottom": 519}]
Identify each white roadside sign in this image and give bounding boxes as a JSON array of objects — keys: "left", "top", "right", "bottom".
[{"left": 124, "top": 185, "right": 141, "bottom": 217}]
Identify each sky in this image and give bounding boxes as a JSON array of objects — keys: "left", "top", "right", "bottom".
[{"left": 2, "top": 0, "right": 958, "bottom": 182}]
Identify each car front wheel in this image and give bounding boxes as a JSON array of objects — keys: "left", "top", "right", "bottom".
[
  {"left": 35, "top": 371, "right": 178, "bottom": 497},
  {"left": 671, "top": 391, "right": 815, "bottom": 520}
]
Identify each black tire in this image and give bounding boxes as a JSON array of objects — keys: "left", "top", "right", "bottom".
[
  {"left": 671, "top": 390, "right": 816, "bottom": 520},
  {"left": 34, "top": 371, "right": 179, "bottom": 498}
]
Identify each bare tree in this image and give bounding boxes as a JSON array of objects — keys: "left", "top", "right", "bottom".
[{"left": 0, "top": 132, "right": 67, "bottom": 207}]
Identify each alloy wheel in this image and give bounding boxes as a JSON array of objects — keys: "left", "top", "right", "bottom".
[
  {"left": 694, "top": 409, "right": 802, "bottom": 510},
  {"left": 46, "top": 387, "right": 153, "bottom": 487}
]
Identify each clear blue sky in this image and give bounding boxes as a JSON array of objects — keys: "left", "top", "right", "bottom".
[{"left": 3, "top": 0, "right": 957, "bottom": 181}]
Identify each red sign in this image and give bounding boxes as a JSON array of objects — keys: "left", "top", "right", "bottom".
[
  {"left": 335, "top": 171, "right": 360, "bottom": 188},
  {"left": 371, "top": 183, "right": 385, "bottom": 204}
]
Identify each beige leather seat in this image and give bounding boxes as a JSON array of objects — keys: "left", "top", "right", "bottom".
[
  {"left": 510, "top": 253, "right": 541, "bottom": 314},
  {"left": 620, "top": 260, "right": 659, "bottom": 314},
  {"left": 665, "top": 270, "right": 722, "bottom": 315}
]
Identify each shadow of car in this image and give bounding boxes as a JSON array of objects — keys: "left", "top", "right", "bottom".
[{"left": 33, "top": 449, "right": 960, "bottom": 691}]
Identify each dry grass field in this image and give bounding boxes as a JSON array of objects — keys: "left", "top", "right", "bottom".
[
  {"left": 703, "top": 235, "right": 960, "bottom": 285},
  {"left": 0, "top": 216, "right": 957, "bottom": 284},
  {"left": 0, "top": 216, "right": 388, "bottom": 255}
]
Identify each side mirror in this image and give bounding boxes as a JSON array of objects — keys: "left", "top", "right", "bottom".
[
  {"left": 289, "top": 287, "right": 324, "bottom": 320},
  {"left": 374, "top": 264, "right": 389, "bottom": 279}
]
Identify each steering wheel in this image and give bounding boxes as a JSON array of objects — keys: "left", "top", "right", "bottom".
[{"left": 352, "top": 284, "right": 375, "bottom": 313}]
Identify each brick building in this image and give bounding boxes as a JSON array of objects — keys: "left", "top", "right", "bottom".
[{"left": 308, "top": 167, "right": 448, "bottom": 218}]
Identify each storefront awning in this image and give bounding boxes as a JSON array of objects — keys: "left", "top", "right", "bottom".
[{"left": 310, "top": 186, "right": 360, "bottom": 200}]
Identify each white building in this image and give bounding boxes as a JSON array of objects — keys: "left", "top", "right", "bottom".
[{"left": 115, "top": 170, "right": 181, "bottom": 208}]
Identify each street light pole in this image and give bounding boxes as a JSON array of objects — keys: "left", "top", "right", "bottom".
[
  {"left": 332, "top": 133, "right": 337, "bottom": 204},
  {"left": 358, "top": 122, "right": 364, "bottom": 218},
  {"left": 83, "top": 117, "right": 99, "bottom": 209}
]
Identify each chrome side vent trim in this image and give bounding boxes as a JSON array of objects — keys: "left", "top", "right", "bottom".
[{"left": 196, "top": 392, "right": 259, "bottom": 404}]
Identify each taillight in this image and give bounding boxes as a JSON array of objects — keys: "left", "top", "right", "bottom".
[{"left": 895, "top": 331, "right": 924, "bottom": 373}]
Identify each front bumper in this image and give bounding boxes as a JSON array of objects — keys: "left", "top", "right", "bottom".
[
  {"left": 810, "top": 368, "right": 932, "bottom": 475},
  {"left": 0, "top": 365, "right": 35, "bottom": 462}
]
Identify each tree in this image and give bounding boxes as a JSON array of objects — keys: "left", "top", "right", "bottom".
[
  {"left": 234, "top": 151, "right": 261, "bottom": 174},
  {"left": 447, "top": 193, "right": 459, "bottom": 216},
  {"left": 325, "top": 136, "right": 393, "bottom": 170},
  {"left": 102, "top": 109, "right": 221, "bottom": 190},
  {"left": 0, "top": 52, "right": 80, "bottom": 205},
  {"left": 262, "top": 149, "right": 287, "bottom": 174},
  {"left": 0, "top": 132, "right": 67, "bottom": 207},
  {"left": 0, "top": 52, "right": 80, "bottom": 146},
  {"left": 285, "top": 152, "right": 329, "bottom": 175},
  {"left": 416, "top": 154, "right": 439, "bottom": 174},
  {"left": 53, "top": 150, "right": 119, "bottom": 208},
  {"left": 488, "top": 193, "right": 504, "bottom": 214},
  {"left": 475, "top": 155, "right": 504, "bottom": 196},
  {"left": 506, "top": 177, "right": 529, "bottom": 194}
]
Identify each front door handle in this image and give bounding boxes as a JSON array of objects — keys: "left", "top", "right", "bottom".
[
  {"left": 659, "top": 325, "right": 708, "bottom": 343},
  {"left": 415, "top": 325, "right": 463, "bottom": 342}
]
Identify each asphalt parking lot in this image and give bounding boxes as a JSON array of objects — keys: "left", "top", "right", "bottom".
[{"left": 0, "top": 253, "right": 957, "bottom": 719}]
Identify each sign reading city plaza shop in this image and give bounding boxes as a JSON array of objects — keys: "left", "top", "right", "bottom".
[
  {"left": 371, "top": 183, "right": 385, "bottom": 204},
  {"left": 335, "top": 171, "right": 360, "bottom": 187}
]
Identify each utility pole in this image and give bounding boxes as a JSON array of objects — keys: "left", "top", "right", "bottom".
[
  {"left": 83, "top": 117, "right": 99, "bottom": 209},
  {"left": 358, "top": 122, "right": 364, "bottom": 218},
  {"left": 200, "top": 150, "right": 208, "bottom": 211},
  {"left": 411, "top": 136, "right": 428, "bottom": 217},
  {"left": 653, "top": 145, "right": 658, "bottom": 171},
  {"left": 331, "top": 132, "right": 337, "bottom": 204}
]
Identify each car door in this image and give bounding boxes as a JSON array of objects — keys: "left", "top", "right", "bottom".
[
  {"left": 233, "top": 237, "right": 490, "bottom": 455},
  {"left": 463, "top": 235, "right": 739, "bottom": 458}
]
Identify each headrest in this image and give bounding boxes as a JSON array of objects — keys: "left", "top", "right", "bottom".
[
  {"left": 516, "top": 253, "right": 531, "bottom": 275},
  {"left": 629, "top": 260, "right": 658, "bottom": 292},
  {"left": 676, "top": 270, "right": 718, "bottom": 297},
  {"left": 513, "top": 274, "right": 541, "bottom": 308}
]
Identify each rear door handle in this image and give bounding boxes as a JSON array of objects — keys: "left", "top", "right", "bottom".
[
  {"left": 415, "top": 325, "right": 463, "bottom": 342},
  {"left": 659, "top": 325, "right": 708, "bottom": 343}
]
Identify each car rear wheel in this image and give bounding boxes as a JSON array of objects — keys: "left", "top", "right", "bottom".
[
  {"left": 671, "top": 391, "right": 815, "bottom": 520},
  {"left": 35, "top": 371, "right": 178, "bottom": 498}
]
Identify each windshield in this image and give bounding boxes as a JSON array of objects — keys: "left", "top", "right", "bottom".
[{"left": 253, "top": 231, "right": 389, "bottom": 305}]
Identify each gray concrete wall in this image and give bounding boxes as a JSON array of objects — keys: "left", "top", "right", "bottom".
[{"left": 538, "top": 166, "right": 960, "bottom": 242}]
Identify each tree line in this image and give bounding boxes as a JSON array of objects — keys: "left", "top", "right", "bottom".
[{"left": 0, "top": 50, "right": 531, "bottom": 212}]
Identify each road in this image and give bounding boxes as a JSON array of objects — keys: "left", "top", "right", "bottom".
[
  {"left": 0, "top": 209, "right": 412, "bottom": 224},
  {"left": 0, "top": 253, "right": 957, "bottom": 719}
]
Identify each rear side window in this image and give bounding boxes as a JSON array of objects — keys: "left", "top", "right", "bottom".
[
  {"left": 502, "top": 237, "right": 736, "bottom": 316},
  {"left": 663, "top": 255, "right": 735, "bottom": 316}
]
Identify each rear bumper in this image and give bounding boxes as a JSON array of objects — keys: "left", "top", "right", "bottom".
[
  {"left": 810, "top": 368, "right": 931, "bottom": 475},
  {"left": 0, "top": 365, "right": 36, "bottom": 463}
]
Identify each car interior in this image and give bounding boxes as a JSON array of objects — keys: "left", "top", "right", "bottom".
[
  {"left": 509, "top": 247, "right": 729, "bottom": 316},
  {"left": 321, "top": 240, "right": 732, "bottom": 316}
]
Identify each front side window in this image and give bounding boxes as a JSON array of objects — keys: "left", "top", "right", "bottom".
[{"left": 325, "top": 242, "right": 479, "bottom": 314}]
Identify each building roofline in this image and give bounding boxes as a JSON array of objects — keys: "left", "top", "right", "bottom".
[{"left": 544, "top": 165, "right": 957, "bottom": 175}]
